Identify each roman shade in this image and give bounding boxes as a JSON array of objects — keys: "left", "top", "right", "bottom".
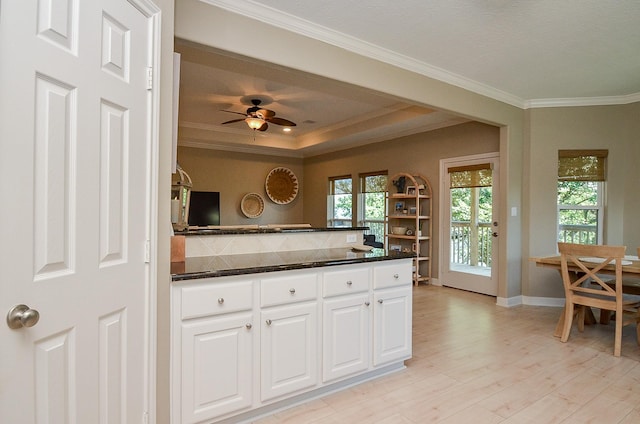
[
  {"left": 558, "top": 149, "right": 608, "bottom": 182},
  {"left": 448, "top": 163, "right": 492, "bottom": 188}
]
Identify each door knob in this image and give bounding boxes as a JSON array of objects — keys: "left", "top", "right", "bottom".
[
  {"left": 492, "top": 232, "right": 498, "bottom": 237},
  {"left": 7, "top": 304, "right": 40, "bottom": 329}
]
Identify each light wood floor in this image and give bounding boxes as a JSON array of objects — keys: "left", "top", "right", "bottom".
[{"left": 253, "top": 285, "right": 640, "bottom": 423}]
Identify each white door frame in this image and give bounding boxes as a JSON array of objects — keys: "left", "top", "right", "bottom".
[
  {"left": 438, "top": 152, "right": 500, "bottom": 296},
  {"left": 137, "top": 1, "right": 162, "bottom": 422}
]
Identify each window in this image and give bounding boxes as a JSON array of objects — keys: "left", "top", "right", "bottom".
[
  {"left": 328, "top": 176, "right": 353, "bottom": 227},
  {"left": 358, "top": 172, "right": 387, "bottom": 241},
  {"left": 557, "top": 150, "right": 607, "bottom": 244},
  {"left": 448, "top": 164, "right": 493, "bottom": 268}
]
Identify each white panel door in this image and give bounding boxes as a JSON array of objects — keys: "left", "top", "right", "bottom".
[
  {"left": 0, "top": 1, "right": 158, "bottom": 423},
  {"left": 181, "top": 313, "right": 254, "bottom": 424},
  {"left": 373, "top": 287, "right": 413, "bottom": 366},
  {"left": 261, "top": 303, "right": 318, "bottom": 402},
  {"left": 322, "top": 294, "right": 370, "bottom": 382}
]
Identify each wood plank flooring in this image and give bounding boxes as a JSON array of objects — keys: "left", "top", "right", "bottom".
[{"left": 253, "top": 285, "right": 640, "bottom": 423}]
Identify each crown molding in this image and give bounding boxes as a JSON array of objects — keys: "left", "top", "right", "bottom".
[
  {"left": 199, "top": 0, "right": 640, "bottom": 110},
  {"left": 525, "top": 92, "right": 640, "bottom": 109},
  {"left": 179, "top": 138, "right": 304, "bottom": 158},
  {"left": 199, "top": 0, "right": 526, "bottom": 108}
]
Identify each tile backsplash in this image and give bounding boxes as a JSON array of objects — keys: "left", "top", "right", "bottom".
[{"left": 185, "top": 230, "right": 365, "bottom": 257}]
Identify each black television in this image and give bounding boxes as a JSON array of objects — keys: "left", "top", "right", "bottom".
[{"left": 188, "top": 191, "right": 221, "bottom": 227}]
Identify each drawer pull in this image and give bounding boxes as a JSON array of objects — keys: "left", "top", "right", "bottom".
[
  {"left": 217, "top": 298, "right": 224, "bottom": 304},
  {"left": 266, "top": 319, "right": 272, "bottom": 326},
  {"left": 346, "top": 280, "right": 353, "bottom": 286},
  {"left": 289, "top": 288, "right": 296, "bottom": 294},
  {"left": 393, "top": 274, "right": 399, "bottom": 279},
  {"left": 364, "top": 301, "right": 370, "bottom": 306},
  {"left": 245, "top": 323, "right": 252, "bottom": 329},
  {"left": 378, "top": 299, "right": 384, "bottom": 304}
]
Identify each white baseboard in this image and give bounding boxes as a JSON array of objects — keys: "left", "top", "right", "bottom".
[
  {"left": 496, "top": 295, "right": 564, "bottom": 308},
  {"left": 425, "top": 279, "right": 564, "bottom": 308}
]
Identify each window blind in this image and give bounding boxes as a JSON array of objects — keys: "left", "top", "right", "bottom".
[
  {"left": 448, "top": 163, "right": 493, "bottom": 188},
  {"left": 558, "top": 150, "right": 607, "bottom": 181}
]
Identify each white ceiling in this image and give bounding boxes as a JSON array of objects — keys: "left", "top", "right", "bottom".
[{"left": 176, "top": 0, "right": 640, "bottom": 157}]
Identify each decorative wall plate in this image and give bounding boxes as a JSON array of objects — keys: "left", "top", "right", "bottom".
[
  {"left": 240, "top": 192, "right": 265, "bottom": 218},
  {"left": 265, "top": 167, "right": 298, "bottom": 204}
]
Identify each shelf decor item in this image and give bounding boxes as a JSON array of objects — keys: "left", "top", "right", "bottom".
[
  {"left": 265, "top": 167, "right": 299, "bottom": 204},
  {"left": 171, "top": 164, "right": 192, "bottom": 231},
  {"left": 386, "top": 172, "right": 433, "bottom": 285}
]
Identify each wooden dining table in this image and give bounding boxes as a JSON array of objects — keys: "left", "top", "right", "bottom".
[{"left": 532, "top": 255, "right": 640, "bottom": 337}]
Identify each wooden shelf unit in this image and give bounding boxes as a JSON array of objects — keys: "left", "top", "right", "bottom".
[{"left": 386, "top": 173, "right": 433, "bottom": 285}]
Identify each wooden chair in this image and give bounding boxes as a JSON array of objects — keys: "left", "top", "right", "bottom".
[
  {"left": 558, "top": 242, "right": 640, "bottom": 357},
  {"left": 600, "top": 246, "right": 640, "bottom": 324}
]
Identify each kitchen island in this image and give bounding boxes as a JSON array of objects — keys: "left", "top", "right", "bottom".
[{"left": 171, "top": 228, "right": 413, "bottom": 424}]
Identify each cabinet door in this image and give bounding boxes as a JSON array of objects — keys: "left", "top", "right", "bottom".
[
  {"left": 181, "top": 313, "right": 254, "bottom": 424},
  {"left": 261, "top": 303, "right": 318, "bottom": 402},
  {"left": 373, "top": 287, "right": 413, "bottom": 366},
  {"left": 322, "top": 293, "right": 371, "bottom": 382}
]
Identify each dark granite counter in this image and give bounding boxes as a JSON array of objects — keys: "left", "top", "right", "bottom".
[
  {"left": 175, "top": 226, "right": 369, "bottom": 237},
  {"left": 171, "top": 248, "right": 413, "bottom": 281}
]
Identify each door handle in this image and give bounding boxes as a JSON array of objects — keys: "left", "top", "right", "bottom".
[
  {"left": 7, "top": 304, "right": 40, "bottom": 329},
  {"left": 492, "top": 232, "right": 498, "bottom": 238}
]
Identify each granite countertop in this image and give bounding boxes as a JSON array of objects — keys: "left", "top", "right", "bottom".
[
  {"left": 171, "top": 248, "right": 414, "bottom": 281},
  {"left": 175, "top": 226, "right": 369, "bottom": 236}
]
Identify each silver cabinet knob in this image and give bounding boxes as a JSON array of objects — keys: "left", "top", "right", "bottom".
[
  {"left": 364, "top": 301, "right": 370, "bottom": 306},
  {"left": 378, "top": 299, "right": 384, "bottom": 304},
  {"left": 218, "top": 298, "right": 224, "bottom": 304},
  {"left": 346, "top": 280, "right": 353, "bottom": 286},
  {"left": 393, "top": 274, "right": 399, "bottom": 279},
  {"left": 289, "top": 288, "right": 296, "bottom": 294},
  {"left": 266, "top": 319, "right": 272, "bottom": 326},
  {"left": 7, "top": 304, "right": 40, "bottom": 329},
  {"left": 246, "top": 323, "right": 252, "bottom": 329}
]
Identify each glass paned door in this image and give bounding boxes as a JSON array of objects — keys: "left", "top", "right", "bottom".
[{"left": 441, "top": 154, "right": 499, "bottom": 296}]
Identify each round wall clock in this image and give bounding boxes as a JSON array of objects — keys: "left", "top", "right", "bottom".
[{"left": 265, "top": 167, "right": 299, "bottom": 204}]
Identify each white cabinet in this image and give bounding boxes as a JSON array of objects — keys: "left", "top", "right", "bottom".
[
  {"left": 373, "top": 286, "right": 412, "bottom": 366},
  {"left": 373, "top": 261, "right": 413, "bottom": 366},
  {"left": 172, "top": 259, "right": 412, "bottom": 423},
  {"left": 322, "top": 293, "right": 370, "bottom": 382},
  {"left": 181, "top": 313, "right": 254, "bottom": 423},
  {"left": 322, "top": 265, "right": 371, "bottom": 383},
  {"left": 174, "top": 278, "right": 255, "bottom": 424},
  {"left": 260, "top": 302, "right": 318, "bottom": 401},
  {"left": 260, "top": 272, "right": 319, "bottom": 402}
]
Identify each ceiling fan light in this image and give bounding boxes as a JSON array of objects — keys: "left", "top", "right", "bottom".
[{"left": 245, "top": 117, "right": 265, "bottom": 130}]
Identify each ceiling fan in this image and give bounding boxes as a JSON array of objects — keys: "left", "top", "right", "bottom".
[{"left": 221, "top": 98, "right": 297, "bottom": 132}]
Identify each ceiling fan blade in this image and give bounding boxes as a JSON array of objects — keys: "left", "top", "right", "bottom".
[
  {"left": 221, "top": 109, "right": 247, "bottom": 117},
  {"left": 257, "top": 122, "right": 268, "bottom": 132},
  {"left": 256, "top": 108, "right": 276, "bottom": 119},
  {"left": 267, "top": 117, "right": 297, "bottom": 127},
  {"left": 221, "top": 118, "right": 245, "bottom": 125}
]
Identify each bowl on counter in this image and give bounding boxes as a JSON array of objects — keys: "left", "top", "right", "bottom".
[{"left": 391, "top": 226, "right": 408, "bottom": 235}]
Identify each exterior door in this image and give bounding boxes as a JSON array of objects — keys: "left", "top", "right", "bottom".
[
  {"left": 0, "top": 1, "right": 158, "bottom": 422},
  {"left": 440, "top": 153, "right": 499, "bottom": 296}
]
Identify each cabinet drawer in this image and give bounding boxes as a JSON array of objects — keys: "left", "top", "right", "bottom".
[
  {"left": 261, "top": 272, "right": 317, "bottom": 307},
  {"left": 323, "top": 266, "right": 369, "bottom": 298},
  {"left": 373, "top": 260, "right": 412, "bottom": 289},
  {"left": 180, "top": 280, "right": 253, "bottom": 320}
]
